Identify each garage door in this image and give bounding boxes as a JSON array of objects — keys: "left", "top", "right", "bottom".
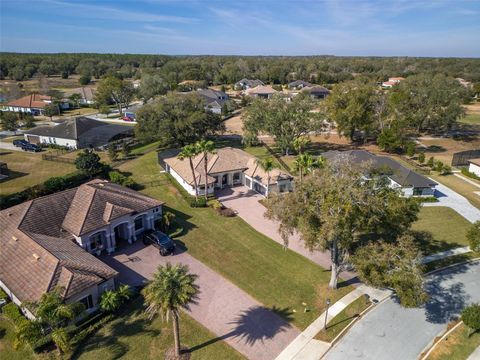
[{"left": 253, "top": 182, "right": 266, "bottom": 196}]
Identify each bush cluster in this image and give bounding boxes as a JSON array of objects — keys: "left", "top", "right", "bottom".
[
  {"left": 108, "top": 171, "right": 135, "bottom": 188},
  {"left": 462, "top": 168, "right": 480, "bottom": 181}
]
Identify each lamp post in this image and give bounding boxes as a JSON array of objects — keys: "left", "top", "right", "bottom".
[{"left": 324, "top": 298, "right": 331, "bottom": 329}]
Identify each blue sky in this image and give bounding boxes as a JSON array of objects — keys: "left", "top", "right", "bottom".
[{"left": 1, "top": 0, "right": 479, "bottom": 56}]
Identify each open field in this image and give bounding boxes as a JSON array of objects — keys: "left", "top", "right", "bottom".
[
  {"left": 418, "top": 136, "right": 480, "bottom": 166},
  {"left": 0, "top": 149, "right": 76, "bottom": 195},
  {"left": 118, "top": 151, "right": 353, "bottom": 330},
  {"left": 412, "top": 207, "right": 471, "bottom": 254},
  {"left": 315, "top": 295, "right": 371, "bottom": 342},
  {"left": 426, "top": 323, "right": 480, "bottom": 360},
  {"left": 0, "top": 75, "right": 97, "bottom": 96}
]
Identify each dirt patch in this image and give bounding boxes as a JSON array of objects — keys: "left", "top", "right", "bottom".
[{"left": 418, "top": 136, "right": 480, "bottom": 165}]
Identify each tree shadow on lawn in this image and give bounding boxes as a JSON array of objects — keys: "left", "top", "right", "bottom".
[
  {"left": 0, "top": 169, "right": 29, "bottom": 183},
  {"left": 411, "top": 230, "right": 462, "bottom": 255},
  {"left": 187, "top": 306, "right": 294, "bottom": 354}
]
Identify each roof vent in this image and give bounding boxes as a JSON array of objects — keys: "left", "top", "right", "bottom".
[
  {"left": 33, "top": 253, "right": 40, "bottom": 261},
  {"left": 8, "top": 212, "right": 12, "bottom": 216},
  {"left": 99, "top": 183, "right": 104, "bottom": 187},
  {"left": 12, "top": 236, "right": 18, "bottom": 241}
]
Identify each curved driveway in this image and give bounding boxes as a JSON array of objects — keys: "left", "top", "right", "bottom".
[{"left": 325, "top": 261, "right": 480, "bottom": 360}]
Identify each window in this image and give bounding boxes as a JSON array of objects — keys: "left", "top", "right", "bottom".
[
  {"left": 134, "top": 216, "right": 144, "bottom": 231},
  {"left": 413, "top": 188, "right": 424, "bottom": 196},
  {"left": 79, "top": 294, "right": 94, "bottom": 309},
  {"left": 90, "top": 232, "right": 104, "bottom": 251},
  {"left": 233, "top": 172, "right": 241, "bottom": 181}
]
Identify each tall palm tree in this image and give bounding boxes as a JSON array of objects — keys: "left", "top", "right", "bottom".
[
  {"left": 293, "top": 153, "right": 314, "bottom": 184},
  {"left": 178, "top": 144, "right": 200, "bottom": 200},
  {"left": 256, "top": 158, "right": 275, "bottom": 199},
  {"left": 142, "top": 263, "right": 199, "bottom": 358},
  {"left": 292, "top": 136, "right": 311, "bottom": 155},
  {"left": 195, "top": 140, "right": 216, "bottom": 200}
]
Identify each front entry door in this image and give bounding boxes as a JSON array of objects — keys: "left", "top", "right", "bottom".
[{"left": 222, "top": 174, "right": 228, "bottom": 188}]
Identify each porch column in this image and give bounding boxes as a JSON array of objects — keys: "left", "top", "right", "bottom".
[
  {"left": 106, "top": 232, "right": 115, "bottom": 254},
  {"left": 127, "top": 224, "right": 134, "bottom": 244},
  {"left": 146, "top": 215, "right": 155, "bottom": 230}
]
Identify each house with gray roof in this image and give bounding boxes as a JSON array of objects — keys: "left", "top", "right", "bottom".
[
  {"left": 322, "top": 150, "right": 437, "bottom": 197},
  {"left": 288, "top": 80, "right": 312, "bottom": 89},
  {"left": 0, "top": 180, "right": 163, "bottom": 318},
  {"left": 23, "top": 116, "right": 133, "bottom": 149},
  {"left": 196, "top": 89, "right": 229, "bottom": 114},
  {"left": 234, "top": 78, "right": 265, "bottom": 90}
]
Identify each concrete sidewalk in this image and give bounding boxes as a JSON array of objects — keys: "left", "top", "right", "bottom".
[
  {"left": 467, "top": 345, "right": 480, "bottom": 360},
  {"left": 422, "top": 246, "right": 472, "bottom": 264},
  {"left": 103, "top": 242, "right": 300, "bottom": 360}
]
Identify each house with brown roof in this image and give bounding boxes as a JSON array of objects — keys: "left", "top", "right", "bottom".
[
  {"left": 64, "top": 87, "right": 95, "bottom": 105},
  {"left": 2, "top": 94, "right": 69, "bottom": 115},
  {"left": 0, "top": 180, "right": 163, "bottom": 317},
  {"left": 245, "top": 85, "right": 278, "bottom": 99},
  {"left": 159, "top": 147, "right": 294, "bottom": 197}
]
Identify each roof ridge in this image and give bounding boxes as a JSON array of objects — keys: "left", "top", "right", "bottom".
[{"left": 78, "top": 186, "right": 97, "bottom": 235}]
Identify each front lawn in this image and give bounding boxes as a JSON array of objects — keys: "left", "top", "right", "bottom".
[
  {"left": 412, "top": 207, "right": 471, "bottom": 254},
  {"left": 118, "top": 151, "right": 353, "bottom": 329},
  {"left": 427, "top": 323, "right": 480, "bottom": 360},
  {"left": 75, "top": 297, "right": 244, "bottom": 360}
]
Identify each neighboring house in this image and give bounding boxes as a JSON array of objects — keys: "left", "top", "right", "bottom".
[
  {"left": 245, "top": 85, "right": 278, "bottom": 99},
  {"left": 64, "top": 87, "right": 95, "bottom": 105},
  {"left": 23, "top": 116, "right": 133, "bottom": 149},
  {"left": 159, "top": 147, "right": 294, "bottom": 197},
  {"left": 288, "top": 80, "right": 312, "bottom": 90},
  {"left": 302, "top": 85, "right": 330, "bottom": 99},
  {"left": 196, "top": 89, "right": 230, "bottom": 114},
  {"left": 322, "top": 150, "right": 437, "bottom": 197},
  {"left": 468, "top": 158, "right": 480, "bottom": 177},
  {"left": 234, "top": 78, "right": 265, "bottom": 90},
  {"left": 0, "top": 180, "right": 163, "bottom": 318},
  {"left": 382, "top": 77, "right": 406, "bottom": 88},
  {"left": 2, "top": 94, "right": 69, "bottom": 115}
]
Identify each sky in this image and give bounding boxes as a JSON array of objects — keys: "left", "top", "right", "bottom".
[{"left": 0, "top": 0, "right": 479, "bottom": 57}]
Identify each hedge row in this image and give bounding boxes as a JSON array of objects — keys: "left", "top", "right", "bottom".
[{"left": 462, "top": 168, "right": 480, "bottom": 181}]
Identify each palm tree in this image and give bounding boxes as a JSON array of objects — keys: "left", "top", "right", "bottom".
[
  {"left": 100, "top": 290, "right": 121, "bottom": 313},
  {"left": 142, "top": 263, "right": 199, "bottom": 358},
  {"left": 117, "top": 284, "right": 133, "bottom": 302},
  {"left": 294, "top": 154, "right": 326, "bottom": 184},
  {"left": 292, "top": 136, "right": 311, "bottom": 155},
  {"left": 51, "top": 328, "right": 71, "bottom": 355},
  {"left": 195, "top": 140, "right": 216, "bottom": 200},
  {"left": 178, "top": 144, "right": 200, "bottom": 200},
  {"left": 256, "top": 158, "right": 275, "bottom": 199}
]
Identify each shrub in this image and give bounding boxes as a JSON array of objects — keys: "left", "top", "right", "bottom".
[
  {"left": 434, "top": 160, "right": 444, "bottom": 172},
  {"left": 406, "top": 142, "right": 416, "bottom": 157},
  {"left": 43, "top": 176, "right": 68, "bottom": 193},
  {"left": 417, "top": 152, "right": 425, "bottom": 164},
  {"left": 108, "top": 171, "right": 135, "bottom": 188},
  {"left": 2, "top": 302, "right": 25, "bottom": 325},
  {"left": 417, "top": 196, "right": 439, "bottom": 203},
  {"left": 427, "top": 156, "right": 435, "bottom": 168},
  {"left": 99, "top": 105, "right": 110, "bottom": 115},
  {"left": 219, "top": 207, "right": 236, "bottom": 217},
  {"left": 190, "top": 197, "right": 207, "bottom": 208},
  {"left": 461, "top": 168, "right": 480, "bottom": 181},
  {"left": 207, "top": 199, "right": 223, "bottom": 210},
  {"left": 467, "top": 221, "right": 480, "bottom": 252},
  {"left": 462, "top": 303, "right": 480, "bottom": 336},
  {"left": 441, "top": 165, "right": 452, "bottom": 175}
]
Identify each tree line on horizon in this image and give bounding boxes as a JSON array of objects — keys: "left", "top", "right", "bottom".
[{"left": 1, "top": 52, "right": 480, "bottom": 86}]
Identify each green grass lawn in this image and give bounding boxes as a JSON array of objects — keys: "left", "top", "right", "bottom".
[
  {"left": 0, "top": 150, "right": 77, "bottom": 195},
  {"left": 424, "top": 252, "right": 480, "bottom": 273},
  {"left": 315, "top": 295, "right": 371, "bottom": 342},
  {"left": 118, "top": 151, "right": 352, "bottom": 329},
  {"left": 459, "top": 113, "right": 480, "bottom": 125},
  {"left": 0, "top": 318, "right": 35, "bottom": 360},
  {"left": 427, "top": 323, "right": 480, "bottom": 360},
  {"left": 412, "top": 207, "right": 471, "bottom": 254},
  {"left": 75, "top": 297, "right": 244, "bottom": 360}
]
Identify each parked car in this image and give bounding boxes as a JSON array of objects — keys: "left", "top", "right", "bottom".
[
  {"left": 21, "top": 143, "right": 41, "bottom": 152},
  {"left": 143, "top": 230, "right": 176, "bottom": 256},
  {"left": 13, "top": 139, "right": 29, "bottom": 147},
  {"left": 122, "top": 116, "right": 134, "bottom": 122}
]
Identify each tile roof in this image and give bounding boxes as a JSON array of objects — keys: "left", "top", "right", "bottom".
[
  {"left": 160, "top": 147, "right": 292, "bottom": 187},
  {"left": 6, "top": 94, "right": 52, "bottom": 109},
  {"left": 245, "top": 85, "right": 278, "bottom": 95},
  {"left": 322, "top": 150, "right": 437, "bottom": 188},
  {"left": 0, "top": 180, "right": 163, "bottom": 304},
  {"left": 63, "top": 87, "right": 95, "bottom": 102}
]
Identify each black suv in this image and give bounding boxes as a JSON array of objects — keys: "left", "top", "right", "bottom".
[
  {"left": 143, "top": 230, "right": 176, "bottom": 256},
  {"left": 13, "top": 139, "right": 29, "bottom": 147},
  {"left": 22, "top": 143, "right": 42, "bottom": 152}
]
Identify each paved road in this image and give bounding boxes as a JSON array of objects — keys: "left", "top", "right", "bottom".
[
  {"left": 424, "top": 181, "right": 480, "bottom": 223},
  {"left": 217, "top": 187, "right": 358, "bottom": 283},
  {"left": 325, "top": 261, "right": 480, "bottom": 360},
  {"left": 0, "top": 140, "right": 18, "bottom": 151},
  {"left": 102, "top": 241, "right": 300, "bottom": 360}
]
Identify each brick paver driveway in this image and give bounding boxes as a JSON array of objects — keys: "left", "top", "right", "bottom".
[
  {"left": 102, "top": 241, "right": 300, "bottom": 360},
  {"left": 217, "top": 187, "right": 357, "bottom": 283}
]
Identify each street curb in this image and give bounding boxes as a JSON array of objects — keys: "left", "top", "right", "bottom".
[
  {"left": 424, "top": 257, "right": 480, "bottom": 276},
  {"left": 419, "top": 321, "right": 463, "bottom": 360}
]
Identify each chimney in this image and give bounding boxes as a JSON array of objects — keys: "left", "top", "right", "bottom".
[{"left": 33, "top": 253, "right": 40, "bottom": 261}]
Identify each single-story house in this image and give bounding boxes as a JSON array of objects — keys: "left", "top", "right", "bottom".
[
  {"left": 0, "top": 180, "right": 163, "bottom": 318},
  {"left": 302, "top": 85, "right": 330, "bottom": 99},
  {"left": 245, "top": 85, "right": 278, "bottom": 99},
  {"left": 382, "top": 77, "right": 406, "bottom": 88},
  {"left": 64, "top": 87, "right": 95, "bottom": 105},
  {"left": 196, "top": 89, "right": 229, "bottom": 114},
  {"left": 468, "top": 158, "right": 480, "bottom": 177},
  {"left": 234, "top": 78, "right": 265, "bottom": 90},
  {"left": 322, "top": 150, "right": 437, "bottom": 197},
  {"left": 23, "top": 116, "right": 133, "bottom": 149},
  {"left": 2, "top": 94, "right": 69, "bottom": 115},
  {"left": 288, "top": 80, "right": 312, "bottom": 90},
  {"left": 159, "top": 147, "right": 294, "bottom": 197}
]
